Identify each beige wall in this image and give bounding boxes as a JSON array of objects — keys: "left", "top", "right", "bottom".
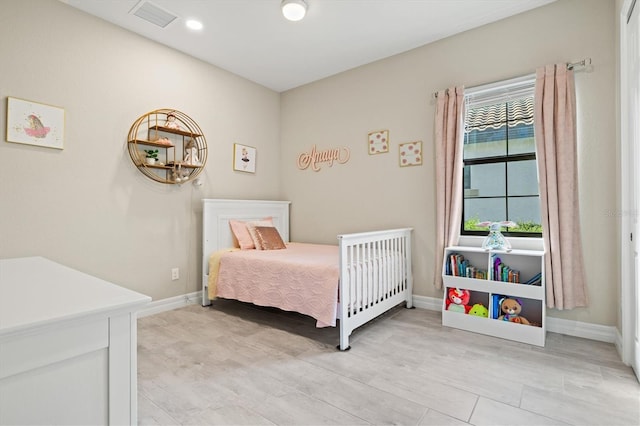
[
  {"left": 0, "top": 0, "right": 620, "bottom": 329},
  {"left": 281, "top": 0, "right": 618, "bottom": 326},
  {"left": 0, "top": 0, "right": 281, "bottom": 300}
]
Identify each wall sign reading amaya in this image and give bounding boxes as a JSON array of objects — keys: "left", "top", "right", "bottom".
[{"left": 297, "top": 145, "right": 350, "bottom": 171}]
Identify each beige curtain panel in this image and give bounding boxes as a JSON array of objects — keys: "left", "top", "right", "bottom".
[
  {"left": 534, "top": 64, "right": 588, "bottom": 309},
  {"left": 433, "top": 87, "right": 465, "bottom": 289}
]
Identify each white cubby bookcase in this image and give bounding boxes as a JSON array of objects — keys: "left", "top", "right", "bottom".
[{"left": 442, "top": 246, "right": 546, "bottom": 346}]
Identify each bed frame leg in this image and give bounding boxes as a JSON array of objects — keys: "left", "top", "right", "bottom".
[
  {"left": 338, "top": 326, "right": 351, "bottom": 351},
  {"left": 406, "top": 296, "right": 415, "bottom": 309},
  {"left": 405, "top": 293, "right": 414, "bottom": 309},
  {"left": 202, "top": 285, "right": 212, "bottom": 307}
]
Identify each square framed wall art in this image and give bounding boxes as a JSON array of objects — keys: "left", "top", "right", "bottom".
[
  {"left": 233, "top": 143, "right": 256, "bottom": 173},
  {"left": 6, "top": 97, "right": 65, "bottom": 149},
  {"left": 368, "top": 129, "right": 389, "bottom": 154},
  {"left": 399, "top": 141, "right": 422, "bottom": 167}
]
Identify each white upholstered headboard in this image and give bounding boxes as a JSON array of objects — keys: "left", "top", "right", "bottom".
[{"left": 201, "top": 199, "right": 290, "bottom": 304}]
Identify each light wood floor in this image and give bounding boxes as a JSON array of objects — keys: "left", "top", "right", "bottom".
[{"left": 138, "top": 301, "right": 640, "bottom": 425}]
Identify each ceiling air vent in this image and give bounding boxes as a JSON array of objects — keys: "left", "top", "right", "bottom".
[{"left": 129, "top": 1, "right": 178, "bottom": 28}]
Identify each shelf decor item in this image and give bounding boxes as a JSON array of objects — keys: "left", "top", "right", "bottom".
[
  {"left": 6, "top": 97, "right": 65, "bottom": 149},
  {"left": 163, "top": 111, "right": 181, "bottom": 130},
  {"left": 127, "top": 109, "right": 207, "bottom": 184},
  {"left": 184, "top": 138, "right": 201, "bottom": 166},
  {"left": 144, "top": 149, "right": 159, "bottom": 165},
  {"left": 233, "top": 143, "right": 256, "bottom": 173},
  {"left": 368, "top": 129, "right": 389, "bottom": 154},
  {"left": 477, "top": 221, "right": 517, "bottom": 251}
]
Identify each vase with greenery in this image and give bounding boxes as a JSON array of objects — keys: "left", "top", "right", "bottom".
[{"left": 144, "top": 149, "right": 159, "bottom": 165}]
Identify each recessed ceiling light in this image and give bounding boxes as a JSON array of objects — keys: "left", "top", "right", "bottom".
[{"left": 186, "top": 19, "right": 203, "bottom": 30}]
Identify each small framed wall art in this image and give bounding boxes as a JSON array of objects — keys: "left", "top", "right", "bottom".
[
  {"left": 6, "top": 97, "right": 65, "bottom": 149},
  {"left": 233, "top": 143, "right": 256, "bottom": 173},
  {"left": 368, "top": 129, "right": 389, "bottom": 154},
  {"left": 399, "top": 141, "right": 422, "bottom": 167}
]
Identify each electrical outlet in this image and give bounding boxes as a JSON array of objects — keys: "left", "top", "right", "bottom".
[{"left": 171, "top": 267, "right": 179, "bottom": 281}]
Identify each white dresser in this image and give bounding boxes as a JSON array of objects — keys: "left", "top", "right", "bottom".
[{"left": 0, "top": 257, "right": 151, "bottom": 425}]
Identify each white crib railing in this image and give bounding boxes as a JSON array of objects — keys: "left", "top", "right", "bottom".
[{"left": 338, "top": 228, "right": 413, "bottom": 350}]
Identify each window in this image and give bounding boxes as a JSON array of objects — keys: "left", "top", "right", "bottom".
[{"left": 462, "top": 76, "right": 542, "bottom": 236}]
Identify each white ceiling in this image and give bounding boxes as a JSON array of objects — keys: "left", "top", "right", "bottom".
[{"left": 62, "top": 0, "right": 556, "bottom": 92}]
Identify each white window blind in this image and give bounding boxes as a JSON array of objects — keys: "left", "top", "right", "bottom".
[{"left": 464, "top": 75, "right": 535, "bottom": 134}]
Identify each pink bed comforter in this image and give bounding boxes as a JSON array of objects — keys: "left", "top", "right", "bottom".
[{"left": 215, "top": 242, "right": 339, "bottom": 327}]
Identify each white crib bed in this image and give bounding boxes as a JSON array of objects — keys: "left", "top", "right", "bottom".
[{"left": 201, "top": 199, "right": 413, "bottom": 350}]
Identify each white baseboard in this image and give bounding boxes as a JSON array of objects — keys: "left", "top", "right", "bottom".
[
  {"left": 412, "top": 295, "right": 618, "bottom": 344},
  {"left": 138, "top": 291, "right": 202, "bottom": 318},
  {"left": 412, "top": 294, "right": 443, "bottom": 311},
  {"left": 615, "top": 328, "right": 624, "bottom": 357},
  {"left": 546, "top": 315, "right": 617, "bottom": 343},
  {"left": 140, "top": 292, "right": 618, "bottom": 344}
]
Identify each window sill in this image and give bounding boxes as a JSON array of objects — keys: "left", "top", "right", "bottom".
[{"left": 458, "top": 235, "right": 544, "bottom": 251}]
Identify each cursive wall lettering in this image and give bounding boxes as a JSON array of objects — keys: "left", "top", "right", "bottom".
[{"left": 297, "top": 145, "right": 350, "bottom": 172}]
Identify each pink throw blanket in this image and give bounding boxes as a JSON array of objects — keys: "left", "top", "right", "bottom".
[{"left": 215, "top": 243, "right": 339, "bottom": 327}]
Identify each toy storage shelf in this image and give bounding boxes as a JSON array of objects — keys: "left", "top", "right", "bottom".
[{"left": 442, "top": 246, "right": 546, "bottom": 346}]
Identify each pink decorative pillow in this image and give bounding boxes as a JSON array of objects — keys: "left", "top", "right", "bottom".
[
  {"left": 229, "top": 217, "right": 273, "bottom": 250},
  {"left": 253, "top": 226, "right": 287, "bottom": 250},
  {"left": 246, "top": 219, "right": 275, "bottom": 249},
  {"left": 229, "top": 220, "right": 252, "bottom": 249}
]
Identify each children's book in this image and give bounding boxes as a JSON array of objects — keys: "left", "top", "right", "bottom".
[{"left": 491, "top": 294, "right": 503, "bottom": 319}]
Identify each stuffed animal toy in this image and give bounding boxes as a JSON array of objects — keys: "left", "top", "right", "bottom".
[
  {"left": 184, "top": 138, "right": 201, "bottom": 166},
  {"left": 477, "top": 221, "right": 517, "bottom": 252},
  {"left": 446, "top": 288, "right": 471, "bottom": 313},
  {"left": 164, "top": 111, "right": 182, "bottom": 130},
  {"left": 468, "top": 303, "right": 488, "bottom": 317},
  {"left": 497, "top": 297, "right": 530, "bottom": 325}
]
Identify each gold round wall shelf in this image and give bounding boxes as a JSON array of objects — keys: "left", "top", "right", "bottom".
[{"left": 127, "top": 109, "right": 207, "bottom": 184}]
